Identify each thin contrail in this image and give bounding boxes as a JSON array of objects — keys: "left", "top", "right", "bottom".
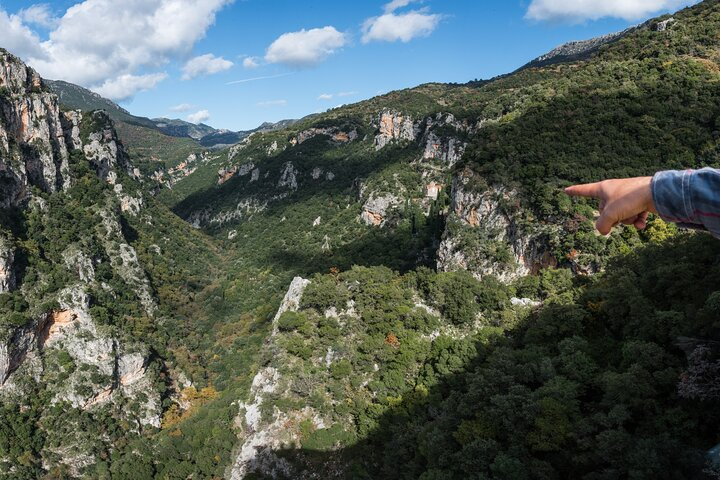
[{"left": 225, "top": 73, "right": 293, "bottom": 85}]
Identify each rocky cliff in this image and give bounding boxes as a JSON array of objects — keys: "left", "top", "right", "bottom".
[
  {"left": 0, "top": 51, "right": 172, "bottom": 476},
  {"left": 0, "top": 233, "right": 14, "bottom": 294},
  {"left": 0, "top": 49, "right": 75, "bottom": 206},
  {"left": 436, "top": 169, "right": 557, "bottom": 282}
]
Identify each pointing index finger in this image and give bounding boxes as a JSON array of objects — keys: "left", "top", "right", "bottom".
[{"left": 564, "top": 182, "right": 604, "bottom": 199}]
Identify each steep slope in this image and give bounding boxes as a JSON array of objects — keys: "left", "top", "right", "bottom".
[
  {"left": 0, "top": 49, "right": 282, "bottom": 479},
  {"left": 47, "top": 80, "right": 300, "bottom": 150},
  {"left": 231, "top": 235, "right": 720, "bottom": 479},
  {"left": 46, "top": 79, "right": 159, "bottom": 129},
  {"left": 164, "top": 1, "right": 720, "bottom": 284},
  {"left": 155, "top": 1, "right": 720, "bottom": 478},
  {"left": 1, "top": 0, "right": 720, "bottom": 478}
]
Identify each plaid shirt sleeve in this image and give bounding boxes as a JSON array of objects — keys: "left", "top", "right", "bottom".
[{"left": 652, "top": 168, "right": 720, "bottom": 238}]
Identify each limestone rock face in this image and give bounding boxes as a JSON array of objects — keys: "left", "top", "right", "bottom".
[
  {"left": 0, "top": 233, "right": 15, "bottom": 294},
  {"left": 437, "top": 171, "right": 556, "bottom": 282},
  {"left": 0, "top": 50, "right": 78, "bottom": 206},
  {"left": 99, "top": 208, "right": 157, "bottom": 316},
  {"left": 0, "top": 284, "right": 161, "bottom": 426},
  {"left": 239, "top": 161, "right": 256, "bottom": 177},
  {"left": 62, "top": 245, "right": 95, "bottom": 283},
  {"left": 63, "top": 110, "right": 83, "bottom": 150},
  {"left": 654, "top": 17, "right": 676, "bottom": 32},
  {"left": 291, "top": 126, "right": 357, "bottom": 146},
  {"left": 422, "top": 130, "right": 466, "bottom": 165},
  {"left": 218, "top": 165, "right": 238, "bottom": 185},
  {"left": 0, "top": 316, "right": 45, "bottom": 386},
  {"left": 272, "top": 277, "right": 310, "bottom": 333},
  {"left": 374, "top": 110, "right": 417, "bottom": 150},
  {"left": 418, "top": 113, "right": 472, "bottom": 165},
  {"left": 528, "top": 27, "right": 635, "bottom": 67},
  {"left": 230, "top": 277, "right": 312, "bottom": 479},
  {"left": 82, "top": 112, "right": 130, "bottom": 183},
  {"left": 360, "top": 193, "right": 402, "bottom": 227},
  {"left": 278, "top": 161, "right": 299, "bottom": 190},
  {"left": 187, "top": 197, "right": 268, "bottom": 228}
]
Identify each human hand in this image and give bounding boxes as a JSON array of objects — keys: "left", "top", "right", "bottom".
[{"left": 564, "top": 177, "right": 657, "bottom": 235}]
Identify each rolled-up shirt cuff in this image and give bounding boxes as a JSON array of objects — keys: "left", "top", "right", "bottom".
[
  {"left": 650, "top": 168, "right": 720, "bottom": 237},
  {"left": 651, "top": 169, "right": 698, "bottom": 225}
]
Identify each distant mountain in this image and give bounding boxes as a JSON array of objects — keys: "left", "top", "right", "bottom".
[
  {"left": 151, "top": 117, "right": 217, "bottom": 140},
  {"left": 521, "top": 15, "right": 676, "bottom": 69},
  {"left": 46, "top": 79, "right": 297, "bottom": 149},
  {"left": 3, "top": 1, "right": 718, "bottom": 478},
  {"left": 46, "top": 79, "right": 158, "bottom": 129},
  {"left": 198, "top": 119, "right": 303, "bottom": 148}
]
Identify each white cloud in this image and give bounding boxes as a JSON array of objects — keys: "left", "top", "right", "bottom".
[
  {"left": 93, "top": 73, "right": 168, "bottom": 102},
  {"left": 265, "top": 26, "right": 347, "bottom": 67},
  {"left": 362, "top": 10, "right": 441, "bottom": 43},
  {"left": 187, "top": 109, "right": 210, "bottom": 124},
  {"left": 242, "top": 56, "right": 260, "bottom": 69},
  {"left": 257, "top": 99, "right": 287, "bottom": 107},
  {"left": 526, "top": 0, "right": 697, "bottom": 22},
  {"left": 384, "top": 0, "right": 417, "bottom": 13},
  {"left": 0, "top": 0, "right": 232, "bottom": 101},
  {"left": 182, "top": 53, "right": 233, "bottom": 80},
  {"left": 170, "top": 103, "right": 193, "bottom": 112},
  {"left": 318, "top": 91, "right": 358, "bottom": 101},
  {"left": 0, "top": 10, "right": 47, "bottom": 59},
  {"left": 18, "top": 4, "right": 58, "bottom": 28}
]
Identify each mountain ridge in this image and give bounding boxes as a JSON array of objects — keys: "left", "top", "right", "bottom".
[
  {"left": 45, "top": 79, "right": 299, "bottom": 149},
  {"left": 1, "top": 1, "right": 720, "bottom": 478}
]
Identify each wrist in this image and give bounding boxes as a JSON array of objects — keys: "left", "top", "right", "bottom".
[{"left": 642, "top": 176, "right": 657, "bottom": 214}]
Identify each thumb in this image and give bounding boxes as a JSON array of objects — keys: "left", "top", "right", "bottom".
[{"left": 596, "top": 206, "right": 619, "bottom": 235}]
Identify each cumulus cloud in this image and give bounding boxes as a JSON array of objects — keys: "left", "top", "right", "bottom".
[
  {"left": 182, "top": 53, "right": 233, "bottom": 80},
  {"left": 242, "top": 56, "right": 260, "bottom": 69},
  {"left": 257, "top": 99, "right": 287, "bottom": 107},
  {"left": 170, "top": 103, "right": 193, "bottom": 112},
  {"left": 526, "top": 0, "right": 697, "bottom": 22},
  {"left": 0, "top": 10, "right": 47, "bottom": 59},
  {"left": 0, "top": 0, "right": 232, "bottom": 101},
  {"left": 362, "top": 9, "right": 441, "bottom": 43},
  {"left": 187, "top": 109, "right": 210, "bottom": 124},
  {"left": 265, "top": 26, "right": 347, "bottom": 67},
  {"left": 384, "top": 0, "right": 417, "bottom": 13},
  {"left": 93, "top": 73, "right": 168, "bottom": 103},
  {"left": 18, "top": 4, "right": 58, "bottom": 28}
]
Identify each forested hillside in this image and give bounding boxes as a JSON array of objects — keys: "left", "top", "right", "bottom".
[{"left": 0, "top": 1, "right": 719, "bottom": 479}]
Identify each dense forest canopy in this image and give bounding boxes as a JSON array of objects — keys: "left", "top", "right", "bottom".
[{"left": 0, "top": 1, "right": 719, "bottom": 478}]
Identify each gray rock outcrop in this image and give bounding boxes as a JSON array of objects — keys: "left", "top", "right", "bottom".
[
  {"left": 437, "top": 171, "right": 556, "bottom": 282},
  {"left": 0, "top": 50, "right": 77, "bottom": 206},
  {"left": 0, "top": 233, "right": 15, "bottom": 293},
  {"left": 82, "top": 112, "right": 131, "bottom": 183},
  {"left": 278, "top": 162, "right": 299, "bottom": 190},
  {"left": 374, "top": 110, "right": 417, "bottom": 150},
  {"left": 230, "top": 276, "right": 311, "bottom": 479},
  {"left": 360, "top": 193, "right": 402, "bottom": 226}
]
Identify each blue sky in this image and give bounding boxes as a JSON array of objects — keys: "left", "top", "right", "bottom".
[{"left": 0, "top": 0, "right": 700, "bottom": 131}]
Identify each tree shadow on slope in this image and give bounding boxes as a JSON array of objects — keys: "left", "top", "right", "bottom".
[
  {"left": 262, "top": 217, "right": 444, "bottom": 278},
  {"left": 256, "top": 234, "right": 720, "bottom": 480}
]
